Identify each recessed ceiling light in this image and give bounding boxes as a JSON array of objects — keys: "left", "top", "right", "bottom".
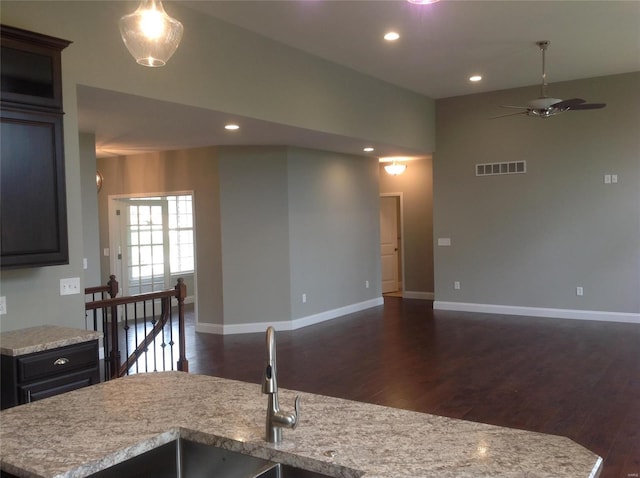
[
  {"left": 469, "top": 75, "right": 482, "bottom": 82},
  {"left": 384, "top": 32, "right": 400, "bottom": 41},
  {"left": 225, "top": 124, "right": 240, "bottom": 130},
  {"left": 363, "top": 147, "right": 375, "bottom": 152}
]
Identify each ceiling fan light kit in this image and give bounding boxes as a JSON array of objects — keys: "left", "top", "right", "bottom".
[{"left": 493, "top": 40, "right": 606, "bottom": 119}]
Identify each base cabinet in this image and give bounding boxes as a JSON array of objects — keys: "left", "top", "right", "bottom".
[{"left": 1, "top": 340, "right": 99, "bottom": 409}]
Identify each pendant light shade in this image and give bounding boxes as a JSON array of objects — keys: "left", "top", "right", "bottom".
[
  {"left": 384, "top": 161, "right": 407, "bottom": 176},
  {"left": 119, "top": 0, "right": 183, "bottom": 67}
]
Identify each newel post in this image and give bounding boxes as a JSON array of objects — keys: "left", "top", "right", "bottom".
[
  {"left": 107, "top": 274, "right": 119, "bottom": 298},
  {"left": 175, "top": 278, "right": 189, "bottom": 372}
]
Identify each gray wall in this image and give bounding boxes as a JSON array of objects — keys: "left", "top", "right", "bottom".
[
  {"left": 95, "top": 145, "right": 382, "bottom": 331},
  {"left": 378, "top": 158, "right": 434, "bottom": 296},
  {"left": 0, "top": 1, "right": 433, "bottom": 332},
  {"left": 288, "top": 148, "right": 382, "bottom": 319},
  {"left": 434, "top": 72, "right": 640, "bottom": 316},
  {"left": 79, "top": 133, "right": 101, "bottom": 293},
  {"left": 96, "top": 148, "right": 223, "bottom": 328},
  {"left": 218, "top": 147, "right": 292, "bottom": 326}
]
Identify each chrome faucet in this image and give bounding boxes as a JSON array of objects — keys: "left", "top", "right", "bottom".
[{"left": 262, "top": 326, "right": 300, "bottom": 443}]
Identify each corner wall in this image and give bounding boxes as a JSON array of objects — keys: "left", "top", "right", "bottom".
[
  {"left": 96, "top": 147, "right": 223, "bottom": 329},
  {"left": 288, "top": 148, "right": 382, "bottom": 319},
  {"left": 433, "top": 73, "right": 640, "bottom": 322}
]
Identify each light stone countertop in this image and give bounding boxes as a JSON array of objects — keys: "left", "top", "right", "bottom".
[
  {"left": 0, "top": 372, "right": 602, "bottom": 478},
  {"left": 0, "top": 325, "right": 103, "bottom": 357}
]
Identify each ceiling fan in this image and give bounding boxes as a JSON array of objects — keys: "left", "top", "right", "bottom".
[{"left": 493, "top": 41, "right": 606, "bottom": 119}]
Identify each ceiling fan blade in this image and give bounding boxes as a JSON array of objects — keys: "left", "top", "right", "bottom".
[
  {"left": 568, "top": 103, "right": 607, "bottom": 110},
  {"left": 490, "top": 111, "right": 528, "bottom": 119},
  {"left": 551, "top": 98, "right": 586, "bottom": 109}
]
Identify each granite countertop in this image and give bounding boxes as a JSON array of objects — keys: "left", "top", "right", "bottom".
[
  {"left": 0, "top": 325, "right": 103, "bottom": 357},
  {"left": 0, "top": 372, "right": 602, "bottom": 478}
]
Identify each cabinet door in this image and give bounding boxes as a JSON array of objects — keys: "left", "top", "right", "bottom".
[
  {"left": 0, "top": 25, "right": 69, "bottom": 111},
  {"left": 0, "top": 108, "right": 68, "bottom": 268}
]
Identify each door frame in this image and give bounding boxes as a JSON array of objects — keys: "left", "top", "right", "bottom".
[
  {"left": 380, "top": 192, "right": 405, "bottom": 293},
  {"left": 107, "top": 190, "right": 197, "bottom": 310}
]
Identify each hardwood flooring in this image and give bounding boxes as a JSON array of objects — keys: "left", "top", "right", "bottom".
[{"left": 183, "top": 297, "right": 639, "bottom": 478}]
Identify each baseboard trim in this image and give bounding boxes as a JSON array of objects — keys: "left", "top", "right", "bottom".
[
  {"left": 195, "top": 297, "right": 385, "bottom": 335},
  {"left": 402, "top": 291, "right": 435, "bottom": 300},
  {"left": 433, "top": 301, "right": 640, "bottom": 324}
]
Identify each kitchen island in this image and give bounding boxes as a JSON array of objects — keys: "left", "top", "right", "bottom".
[{"left": 0, "top": 372, "right": 602, "bottom": 478}]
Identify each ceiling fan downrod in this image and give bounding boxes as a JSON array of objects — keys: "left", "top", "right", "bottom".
[{"left": 537, "top": 40, "right": 550, "bottom": 98}]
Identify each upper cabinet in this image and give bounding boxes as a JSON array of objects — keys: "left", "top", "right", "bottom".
[
  {"left": 1, "top": 25, "right": 71, "bottom": 269},
  {"left": 0, "top": 25, "right": 67, "bottom": 111}
]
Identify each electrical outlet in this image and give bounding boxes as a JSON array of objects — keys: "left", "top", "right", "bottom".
[
  {"left": 0, "top": 296, "right": 6, "bottom": 315},
  {"left": 60, "top": 277, "right": 81, "bottom": 296},
  {"left": 576, "top": 286, "right": 584, "bottom": 297},
  {"left": 454, "top": 281, "right": 461, "bottom": 290}
]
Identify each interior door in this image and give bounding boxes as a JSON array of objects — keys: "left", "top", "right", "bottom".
[{"left": 380, "top": 196, "right": 399, "bottom": 293}]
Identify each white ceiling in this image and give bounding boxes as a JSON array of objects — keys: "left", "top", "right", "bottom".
[{"left": 80, "top": 0, "right": 640, "bottom": 158}]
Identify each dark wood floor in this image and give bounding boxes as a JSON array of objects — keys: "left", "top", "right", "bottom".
[{"left": 182, "top": 297, "right": 639, "bottom": 478}]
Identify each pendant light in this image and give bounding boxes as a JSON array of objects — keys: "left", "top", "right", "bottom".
[
  {"left": 119, "top": 0, "right": 183, "bottom": 67},
  {"left": 384, "top": 160, "right": 407, "bottom": 176}
]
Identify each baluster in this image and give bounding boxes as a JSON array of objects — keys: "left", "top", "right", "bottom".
[
  {"left": 176, "top": 278, "right": 188, "bottom": 372},
  {"left": 143, "top": 299, "right": 148, "bottom": 373},
  {"left": 101, "top": 306, "right": 109, "bottom": 381},
  {"left": 123, "top": 305, "right": 130, "bottom": 375},
  {"left": 110, "top": 301, "right": 120, "bottom": 379},
  {"left": 168, "top": 300, "right": 175, "bottom": 371},
  {"left": 160, "top": 296, "right": 167, "bottom": 372}
]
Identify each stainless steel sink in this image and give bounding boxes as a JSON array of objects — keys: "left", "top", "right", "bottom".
[{"left": 90, "top": 438, "right": 334, "bottom": 478}]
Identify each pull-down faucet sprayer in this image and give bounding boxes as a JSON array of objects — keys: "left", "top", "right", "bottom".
[{"left": 262, "top": 326, "right": 300, "bottom": 443}]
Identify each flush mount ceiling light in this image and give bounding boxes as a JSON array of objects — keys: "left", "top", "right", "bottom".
[
  {"left": 469, "top": 75, "right": 482, "bottom": 82},
  {"left": 384, "top": 160, "right": 407, "bottom": 176},
  {"left": 363, "top": 147, "right": 375, "bottom": 152},
  {"left": 224, "top": 124, "right": 240, "bottom": 130},
  {"left": 384, "top": 32, "right": 400, "bottom": 41},
  {"left": 119, "top": 0, "right": 183, "bottom": 67}
]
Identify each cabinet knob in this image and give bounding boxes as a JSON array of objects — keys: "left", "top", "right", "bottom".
[{"left": 54, "top": 357, "right": 70, "bottom": 366}]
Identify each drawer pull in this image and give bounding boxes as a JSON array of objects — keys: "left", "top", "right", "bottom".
[{"left": 54, "top": 357, "right": 70, "bottom": 366}]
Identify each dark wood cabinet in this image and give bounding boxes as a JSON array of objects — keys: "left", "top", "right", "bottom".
[
  {"left": 0, "top": 25, "right": 71, "bottom": 269},
  {"left": 1, "top": 340, "right": 100, "bottom": 409}
]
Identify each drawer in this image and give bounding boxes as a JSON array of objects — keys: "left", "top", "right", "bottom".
[
  {"left": 18, "top": 368, "right": 99, "bottom": 404},
  {"left": 17, "top": 340, "right": 98, "bottom": 382}
]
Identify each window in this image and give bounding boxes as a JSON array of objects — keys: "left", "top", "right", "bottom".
[
  {"left": 167, "top": 195, "right": 194, "bottom": 274},
  {"left": 122, "top": 194, "right": 194, "bottom": 293}
]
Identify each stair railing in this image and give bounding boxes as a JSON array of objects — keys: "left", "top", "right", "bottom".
[{"left": 85, "top": 277, "right": 188, "bottom": 380}]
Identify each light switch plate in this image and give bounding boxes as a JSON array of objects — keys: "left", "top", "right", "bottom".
[
  {"left": 438, "top": 237, "right": 452, "bottom": 246},
  {"left": 60, "top": 277, "right": 81, "bottom": 296},
  {"left": 0, "top": 296, "right": 6, "bottom": 315}
]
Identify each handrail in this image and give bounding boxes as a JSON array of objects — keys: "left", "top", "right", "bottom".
[
  {"left": 85, "top": 274, "right": 119, "bottom": 298},
  {"left": 85, "top": 277, "right": 188, "bottom": 379}
]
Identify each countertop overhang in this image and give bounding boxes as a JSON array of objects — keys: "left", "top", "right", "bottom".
[
  {"left": 0, "top": 372, "right": 602, "bottom": 478},
  {"left": 0, "top": 325, "right": 102, "bottom": 357}
]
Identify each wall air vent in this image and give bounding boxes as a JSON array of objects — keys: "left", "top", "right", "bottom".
[{"left": 476, "top": 161, "right": 526, "bottom": 177}]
